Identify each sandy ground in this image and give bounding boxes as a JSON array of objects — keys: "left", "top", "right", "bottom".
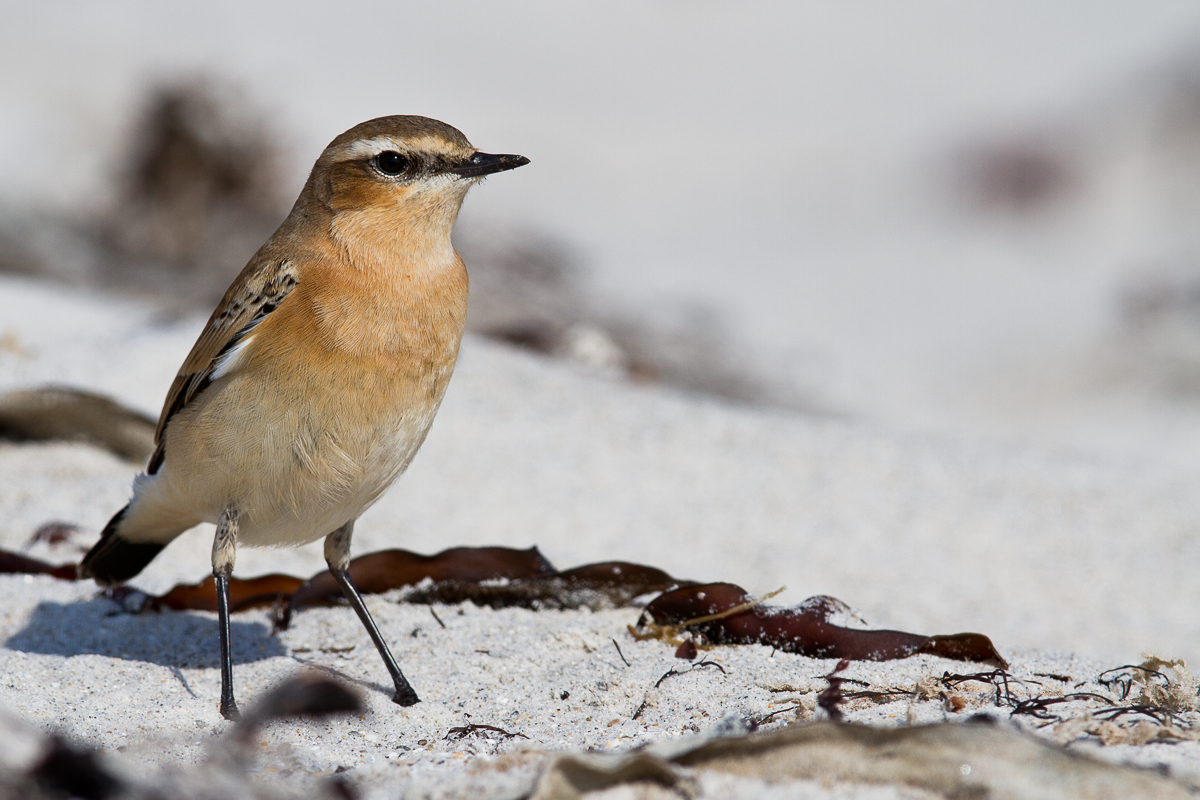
[{"left": 2, "top": 274, "right": 1200, "bottom": 797}]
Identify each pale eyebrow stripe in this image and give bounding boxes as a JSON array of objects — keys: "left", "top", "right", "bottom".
[{"left": 343, "top": 136, "right": 407, "bottom": 159}]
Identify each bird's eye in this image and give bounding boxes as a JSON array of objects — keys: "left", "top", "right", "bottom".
[{"left": 375, "top": 151, "right": 408, "bottom": 176}]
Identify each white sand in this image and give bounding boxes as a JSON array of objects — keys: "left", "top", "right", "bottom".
[{"left": 2, "top": 275, "right": 1200, "bottom": 797}]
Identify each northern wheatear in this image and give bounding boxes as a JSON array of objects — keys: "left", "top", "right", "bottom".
[{"left": 78, "top": 116, "right": 528, "bottom": 719}]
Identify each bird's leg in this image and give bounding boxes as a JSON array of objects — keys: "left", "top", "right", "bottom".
[
  {"left": 325, "top": 521, "right": 420, "bottom": 706},
  {"left": 212, "top": 505, "right": 241, "bottom": 720}
]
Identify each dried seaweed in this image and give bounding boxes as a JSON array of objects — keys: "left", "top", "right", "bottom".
[
  {"left": 25, "top": 521, "right": 85, "bottom": 550},
  {"left": 843, "top": 688, "right": 915, "bottom": 703},
  {"left": 1093, "top": 704, "right": 1185, "bottom": 726},
  {"left": 653, "top": 657, "right": 727, "bottom": 689},
  {"left": 818, "top": 660, "right": 849, "bottom": 720},
  {"left": 398, "top": 560, "right": 682, "bottom": 612},
  {"left": 937, "top": 664, "right": 1199, "bottom": 742},
  {"left": 0, "top": 549, "right": 77, "bottom": 581},
  {"left": 1098, "top": 664, "right": 1170, "bottom": 703},
  {"left": 635, "top": 583, "right": 1007, "bottom": 668},
  {"left": 282, "top": 546, "right": 557, "bottom": 622},
  {"left": 611, "top": 638, "right": 630, "bottom": 667},
  {"left": 674, "top": 638, "right": 698, "bottom": 660},
  {"left": 154, "top": 574, "right": 305, "bottom": 613},
  {"left": 1, "top": 540, "right": 1007, "bottom": 670},
  {"left": 753, "top": 705, "right": 803, "bottom": 725},
  {"left": 1009, "top": 694, "right": 1113, "bottom": 721},
  {"left": 0, "top": 555, "right": 306, "bottom": 615},
  {"left": 660, "top": 720, "right": 1195, "bottom": 800},
  {"left": 0, "top": 387, "right": 156, "bottom": 463},
  {"left": 282, "top": 549, "right": 680, "bottom": 623},
  {"left": 941, "top": 669, "right": 1023, "bottom": 707},
  {"left": 445, "top": 721, "right": 528, "bottom": 741}
]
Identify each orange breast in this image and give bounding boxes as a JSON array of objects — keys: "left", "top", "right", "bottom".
[{"left": 251, "top": 249, "right": 467, "bottom": 400}]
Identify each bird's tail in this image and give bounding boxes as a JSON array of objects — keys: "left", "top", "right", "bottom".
[{"left": 77, "top": 504, "right": 168, "bottom": 585}]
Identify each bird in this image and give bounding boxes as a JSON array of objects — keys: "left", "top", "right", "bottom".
[{"left": 78, "top": 115, "right": 529, "bottom": 719}]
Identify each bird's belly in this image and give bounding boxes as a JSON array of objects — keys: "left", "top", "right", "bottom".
[{"left": 162, "top": 373, "right": 445, "bottom": 548}]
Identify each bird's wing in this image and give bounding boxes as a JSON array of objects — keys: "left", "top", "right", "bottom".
[{"left": 147, "top": 258, "right": 300, "bottom": 474}]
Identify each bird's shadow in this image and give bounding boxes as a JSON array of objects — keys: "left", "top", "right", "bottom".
[{"left": 5, "top": 598, "right": 284, "bottom": 668}]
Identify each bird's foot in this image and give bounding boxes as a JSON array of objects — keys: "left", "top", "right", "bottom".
[
  {"left": 220, "top": 698, "right": 241, "bottom": 721},
  {"left": 392, "top": 686, "right": 420, "bottom": 707}
]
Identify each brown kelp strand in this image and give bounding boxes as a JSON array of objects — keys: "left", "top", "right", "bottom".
[
  {"left": 0, "top": 549, "right": 77, "bottom": 581},
  {"left": 282, "top": 546, "right": 559, "bottom": 625},
  {"left": 0, "top": 542, "right": 1003, "bottom": 666},
  {"left": 398, "top": 560, "right": 683, "bottom": 612},
  {"left": 153, "top": 574, "right": 305, "bottom": 613},
  {"left": 636, "top": 583, "right": 1007, "bottom": 668}
]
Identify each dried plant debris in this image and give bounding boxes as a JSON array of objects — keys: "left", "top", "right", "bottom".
[
  {"left": 455, "top": 228, "right": 810, "bottom": 409},
  {"left": 816, "top": 660, "right": 850, "bottom": 721},
  {"left": 94, "top": 79, "right": 290, "bottom": 308},
  {"left": 634, "top": 583, "right": 1007, "bottom": 668},
  {"left": 0, "top": 80, "right": 289, "bottom": 313},
  {"left": 673, "top": 638, "right": 698, "bottom": 660},
  {"left": 0, "top": 387, "right": 156, "bottom": 463},
  {"left": 1125, "top": 656, "right": 1200, "bottom": 711},
  {"left": 524, "top": 718, "right": 1199, "bottom": 799},
  {"left": 445, "top": 719, "right": 529, "bottom": 742},
  {"left": 0, "top": 549, "right": 77, "bottom": 581},
  {"left": 953, "top": 136, "right": 1081, "bottom": 214},
  {"left": 24, "top": 521, "right": 86, "bottom": 551},
  {"left": 286, "top": 546, "right": 558, "bottom": 618},
  {"left": 653, "top": 657, "right": 727, "bottom": 690},
  {"left": 678, "top": 720, "right": 1190, "bottom": 800},
  {"left": 0, "top": 540, "right": 682, "bottom": 619},
  {"left": 834, "top": 658, "right": 1200, "bottom": 750},
  {"left": 285, "top": 547, "right": 684, "bottom": 620},
  {"left": 0, "top": 673, "right": 360, "bottom": 800},
  {"left": 2, "top": 540, "right": 1012, "bottom": 671},
  {"left": 147, "top": 573, "right": 305, "bottom": 614},
  {"left": 395, "top": 560, "right": 682, "bottom": 613}
]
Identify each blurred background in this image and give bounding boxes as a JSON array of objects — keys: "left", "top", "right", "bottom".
[{"left": 6, "top": 1, "right": 1200, "bottom": 470}]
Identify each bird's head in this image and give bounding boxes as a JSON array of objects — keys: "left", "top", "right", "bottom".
[{"left": 304, "top": 115, "right": 528, "bottom": 266}]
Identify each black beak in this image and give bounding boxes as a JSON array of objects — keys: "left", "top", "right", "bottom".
[{"left": 449, "top": 152, "right": 530, "bottom": 178}]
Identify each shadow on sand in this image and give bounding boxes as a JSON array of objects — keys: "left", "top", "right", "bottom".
[{"left": 5, "top": 598, "right": 284, "bottom": 668}]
